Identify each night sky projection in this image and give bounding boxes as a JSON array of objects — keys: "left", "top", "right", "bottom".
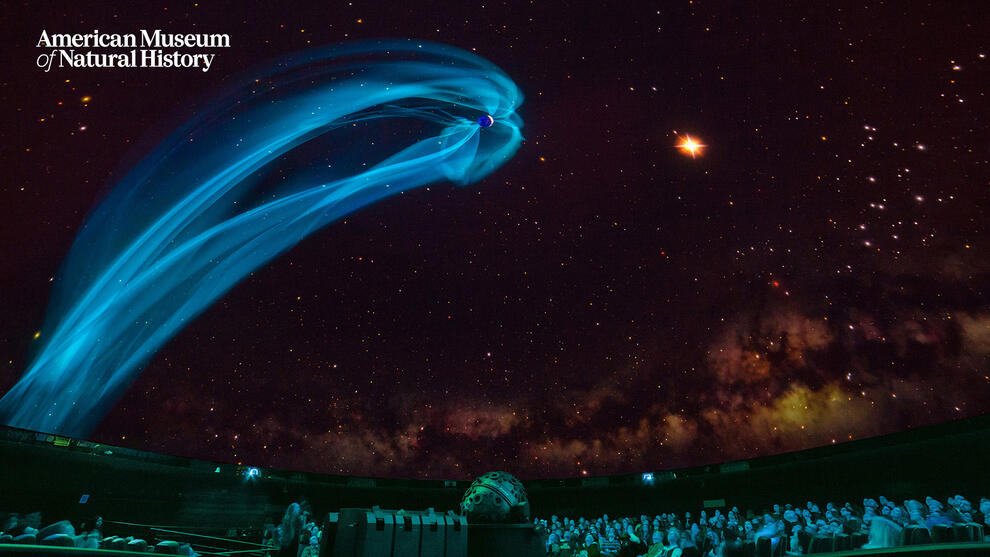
[{"left": 1, "top": 2, "right": 988, "bottom": 480}]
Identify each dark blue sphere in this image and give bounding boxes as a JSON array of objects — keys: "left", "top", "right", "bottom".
[{"left": 478, "top": 114, "right": 495, "bottom": 128}]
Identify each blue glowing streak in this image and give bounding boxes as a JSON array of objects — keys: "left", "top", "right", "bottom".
[{"left": 0, "top": 40, "right": 523, "bottom": 436}]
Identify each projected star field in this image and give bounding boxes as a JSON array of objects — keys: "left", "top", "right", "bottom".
[{"left": 1, "top": 1, "right": 988, "bottom": 480}]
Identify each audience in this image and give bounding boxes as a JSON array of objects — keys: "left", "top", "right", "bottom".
[
  {"left": 2, "top": 492, "right": 986, "bottom": 556},
  {"left": 269, "top": 502, "right": 323, "bottom": 557},
  {"left": 539, "top": 493, "right": 989, "bottom": 556}
]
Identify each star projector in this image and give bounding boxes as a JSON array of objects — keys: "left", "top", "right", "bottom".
[{"left": 460, "top": 471, "right": 530, "bottom": 523}]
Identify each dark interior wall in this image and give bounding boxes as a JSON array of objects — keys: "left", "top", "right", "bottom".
[
  {"left": 0, "top": 416, "right": 988, "bottom": 532},
  {"left": 0, "top": 440, "right": 464, "bottom": 533},
  {"left": 527, "top": 422, "right": 990, "bottom": 518}
]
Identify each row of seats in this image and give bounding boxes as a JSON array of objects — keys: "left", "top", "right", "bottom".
[
  {"left": 737, "top": 524, "right": 985, "bottom": 557},
  {"left": 903, "top": 524, "right": 986, "bottom": 546},
  {"left": 0, "top": 533, "right": 196, "bottom": 555}
]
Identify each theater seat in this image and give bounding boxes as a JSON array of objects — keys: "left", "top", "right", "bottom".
[
  {"left": 0, "top": 534, "right": 13, "bottom": 544},
  {"left": 156, "top": 540, "right": 181, "bottom": 554},
  {"left": 851, "top": 532, "right": 867, "bottom": 548},
  {"left": 809, "top": 536, "right": 834, "bottom": 553},
  {"left": 953, "top": 523, "right": 981, "bottom": 542},
  {"left": 932, "top": 524, "right": 955, "bottom": 543},
  {"left": 128, "top": 539, "right": 149, "bottom": 552},
  {"left": 904, "top": 525, "right": 932, "bottom": 545},
  {"left": 13, "top": 534, "right": 36, "bottom": 544},
  {"left": 797, "top": 531, "right": 811, "bottom": 553},
  {"left": 37, "top": 521, "right": 75, "bottom": 540},
  {"left": 41, "top": 534, "right": 75, "bottom": 547},
  {"left": 834, "top": 534, "right": 851, "bottom": 551},
  {"left": 724, "top": 541, "right": 749, "bottom": 557}
]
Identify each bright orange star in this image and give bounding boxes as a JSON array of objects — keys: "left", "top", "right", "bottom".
[{"left": 677, "top": 134, "right": 706, "bottom": 158}]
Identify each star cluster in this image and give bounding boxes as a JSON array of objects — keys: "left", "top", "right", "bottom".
[{"left": 1, "top": 1, "right": 988, "bottom": 479}]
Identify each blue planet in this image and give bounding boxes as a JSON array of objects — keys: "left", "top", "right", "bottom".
[{"left": 478, "top": 114, "right": 495, "bottom": 127}]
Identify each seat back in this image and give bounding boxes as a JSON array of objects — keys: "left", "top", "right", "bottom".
[
  {"left": 905, "top": 526, "right": 932, "bottom": 546},
  {"left": 933, "top": 524, "right": 955, "bottom": 543}
]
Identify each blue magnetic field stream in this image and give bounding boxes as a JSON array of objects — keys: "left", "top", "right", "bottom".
[{"left": 0, "top": 40, "right": 524, "bottom": 436}]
